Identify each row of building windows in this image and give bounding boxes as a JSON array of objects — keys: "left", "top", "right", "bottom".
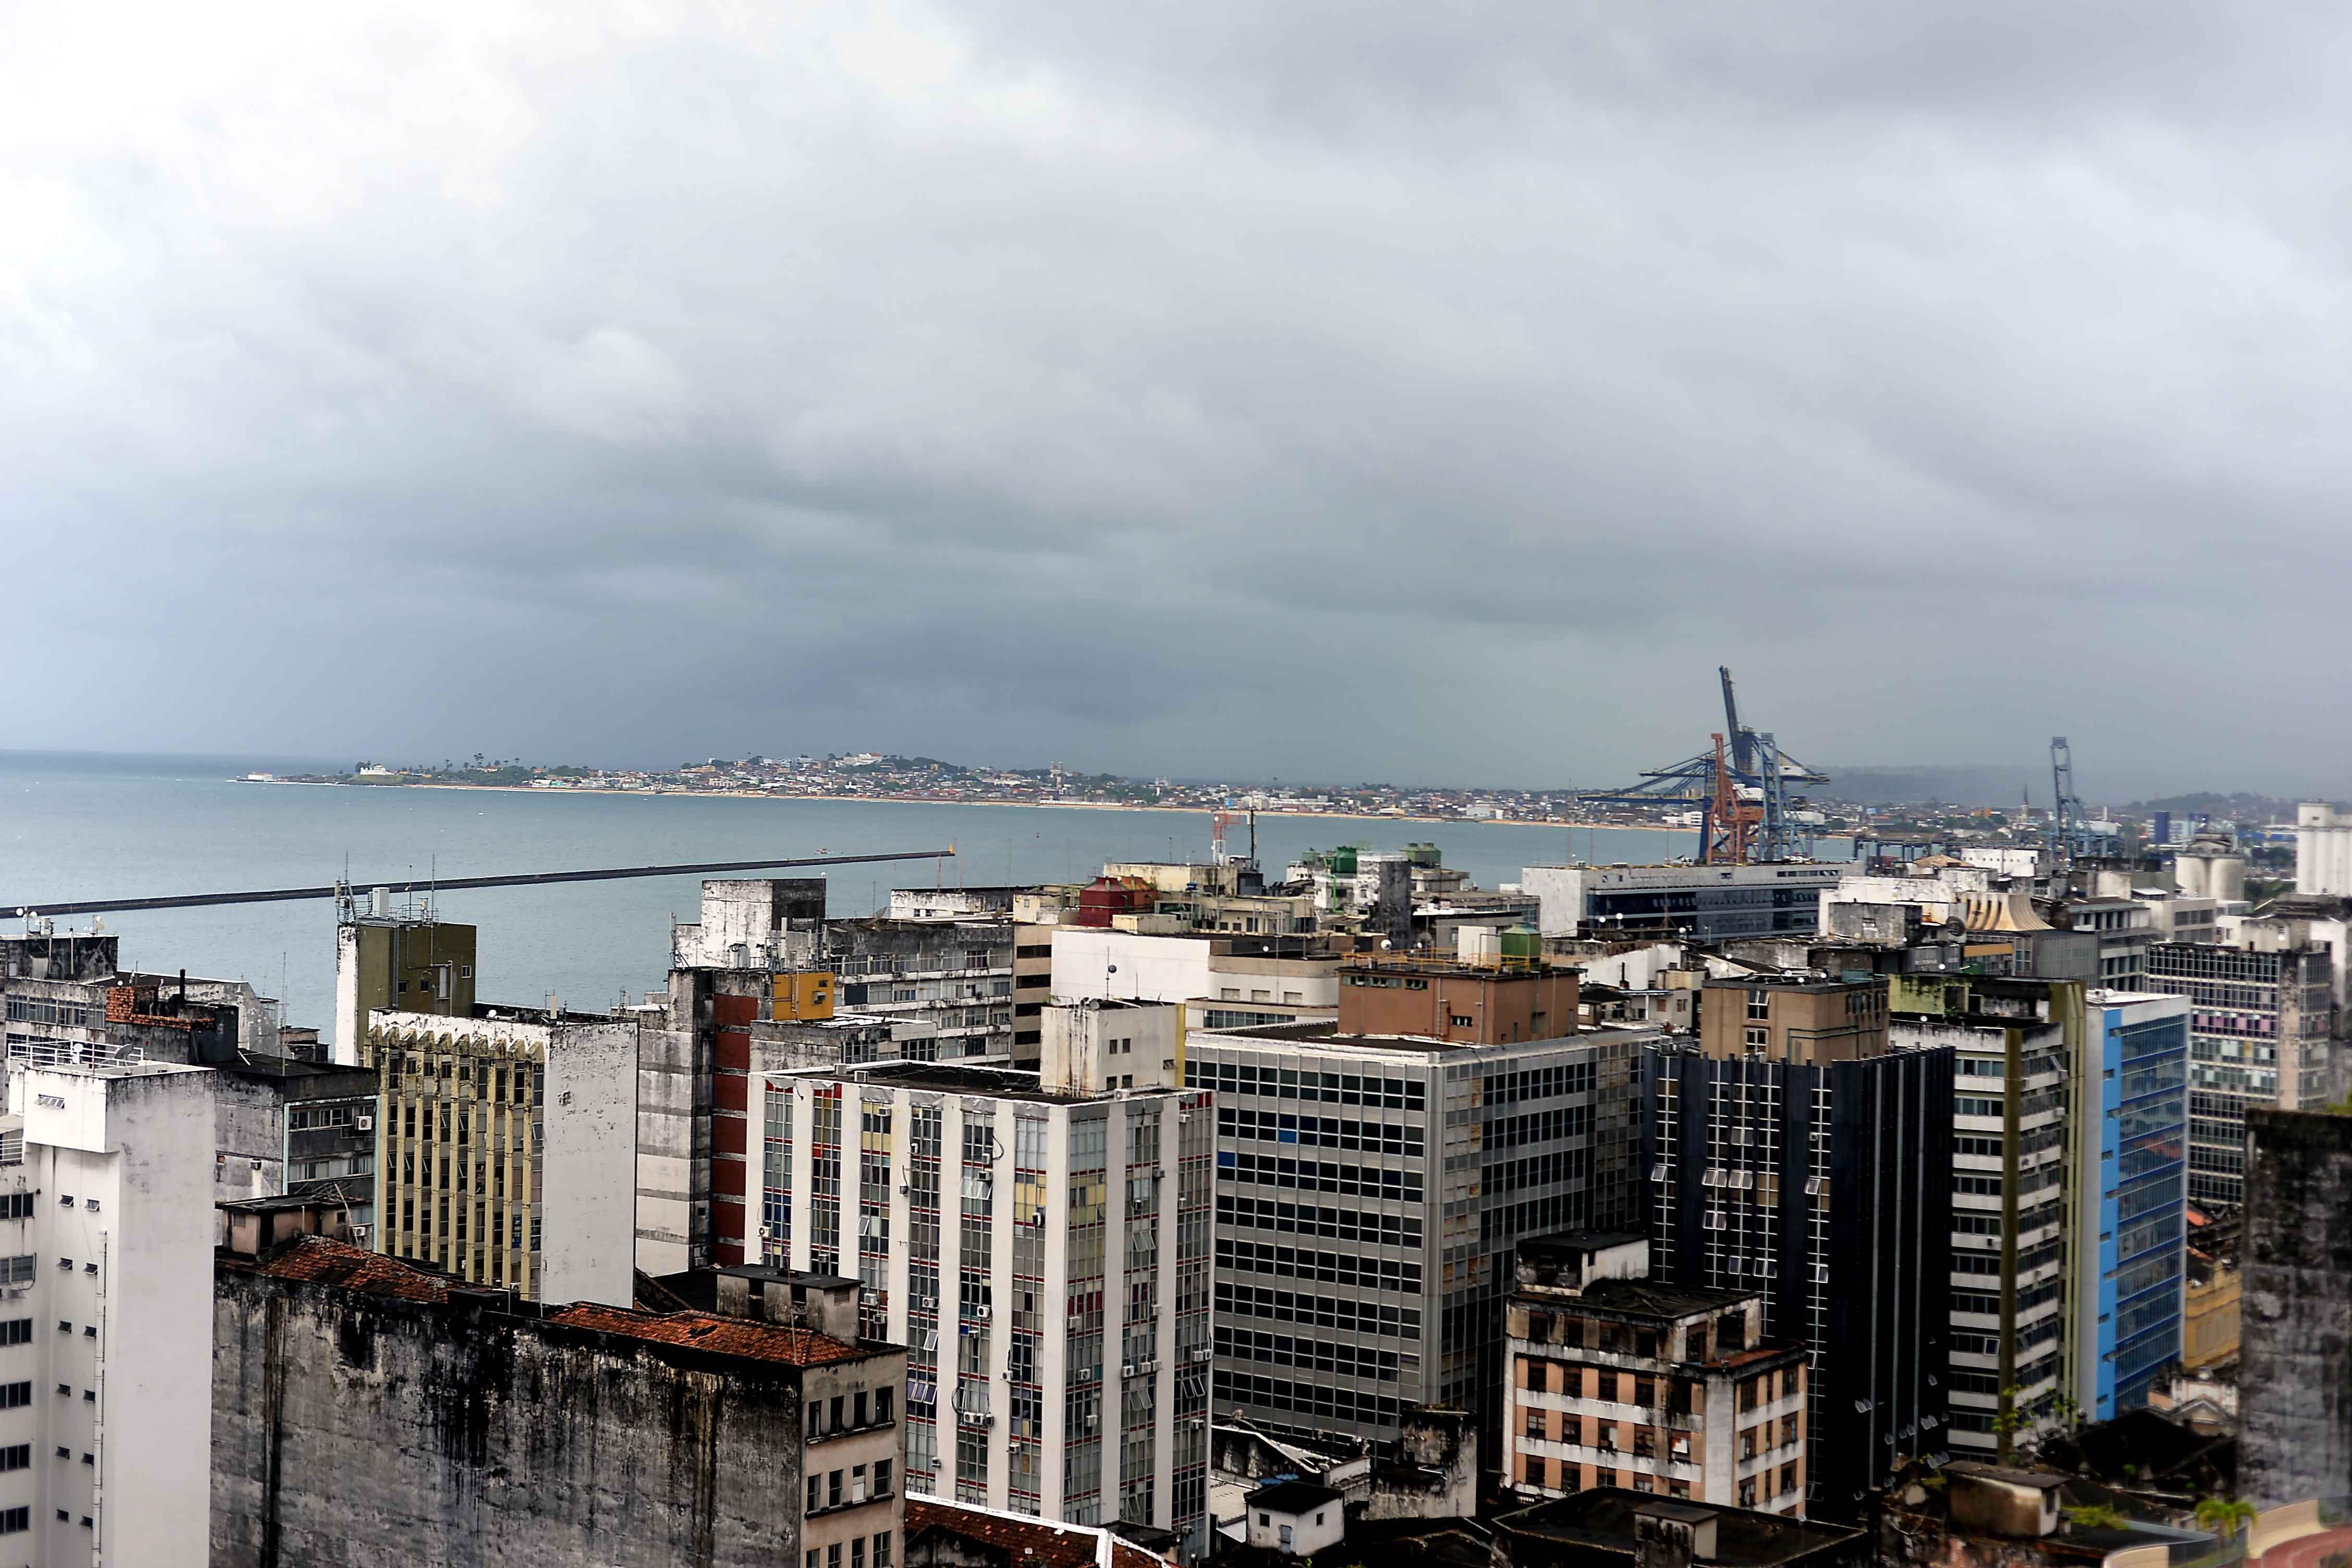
[
  {"left": 380, "top": 1055, "right": 543, "bottom": 1102},
  {"left": 2, "top": 998, "right": 90, "bottom": 1027},
  {"left": 1214, "top": 1238, "right": 1423, "bottom": 1294},
  {"left": 802, "top": 1533, "right": 895, "bottom": 1568},
  {"left": 1212, "top": 1369, "right": 1404, "bottom": 1429},
  {"left": 1214, "top": 1281, "right": 1423, "bottom": 1338},
  {"left": 1186, "top": 1059, "right": 1428, "bottom": 1109},
  {"left": 1483, "top": 1148, "right": 1590, "bottom": 1196},
  {"left": 1214, "top": 1326, "right": 1404, "bottom": 1382},
  {"left": 1215, "top": 1194, "right": 1423, "bottom": 1247},
  {"left": 1215, "top": 1108, "right": 1425, "bottom": 1156},
  {"left": 804, "top": 1459, "right": 895, "bottom": 1514},
  {"left": 1216, "top": 1154, "right": 1424, "bottom": 1202}
]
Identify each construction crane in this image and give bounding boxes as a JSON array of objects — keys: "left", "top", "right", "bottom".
[
  {"left": 1579, "top": 666, "right": 1828, "bottom": 863},
  {"left": 2045, "top": 737, "right": 2117, "bottom": 867},
  {"left": 2049, "top": 737, "right": 2081, "bottom": 871}
]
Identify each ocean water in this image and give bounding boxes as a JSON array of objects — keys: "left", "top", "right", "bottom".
[{"left": 0, "top": 751, "right": 1846, "bottom": 1038}]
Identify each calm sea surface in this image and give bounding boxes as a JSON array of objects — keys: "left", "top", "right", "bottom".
[{"left": 0, "top": 751, "right": 1850, "bottom": 1037}]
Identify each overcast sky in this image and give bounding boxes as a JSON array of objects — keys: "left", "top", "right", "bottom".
[{"left": 7, "top": 4, "right": 2350, "bottom": 796}]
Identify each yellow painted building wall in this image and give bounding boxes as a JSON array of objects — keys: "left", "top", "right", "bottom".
[
  {"left": 2184, "top": 1268, "right": 2240, "bottom": 1369},
  {"left": 772, "top": 971, "right": 835, "bottom": 1020}
]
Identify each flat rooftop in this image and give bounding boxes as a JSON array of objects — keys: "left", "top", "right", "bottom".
[
  {"left": 792, "top": 1060, "right": 1181, "bottom": 1104},
  {"left": 1500, "top": 1489, "right": 1860, "bottom": 1566},
  {"left": 1524, "top": 1230, "right": 1648, "bottom": 1255},
  {"left": 1701, "top": 974, "right": 1879, "bottom": 993},
  {"left": 223, "top": 1052, "right": 376, "bottom": 1083},
  {"left": 1190, "top": 1022, "right": 1659, "bottom": 1054},
  {"left": 1518, "top": 1277, "right": 1763, "bottom": 1322},
  {"left": 715, "top": 1263, "right": 858, "bottom": 1289}
]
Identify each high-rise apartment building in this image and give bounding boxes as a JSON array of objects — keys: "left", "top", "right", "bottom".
[
  {"left": 755, "top": 1000, "right": 1211, "bottom": 1556},
  {"left": 363, "top": 1003, "right": 638, "bottom": 1305},
  {"left": 2144, "top": 941, "right": 2333, "bottom": 1204},
  {"left": 1187, "top": 954, "right": 1647, "bottom": 1464},
  {"left": 0, "top": 1061, "right": 216, "bottom": 1566},
  {"left": 1645, "top": 976, "right": 1951, "bottom": 1522},
  {"left": 1889, "top": 974, "right": 2077, "bottom": 1459}
]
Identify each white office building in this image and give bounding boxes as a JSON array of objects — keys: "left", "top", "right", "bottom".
[
  {"left": 0, "top": 1061, "right": 216, "bottom": 1567},
  {"left": 756, "top": 1000, "right": 1211, "bottom": 1556},
  {"left": 1048, "top": 930, "right": 1338, "bottom": 1022},
  {"left": 1521, "top": 864, "right": 1846, "bottom": 941}
]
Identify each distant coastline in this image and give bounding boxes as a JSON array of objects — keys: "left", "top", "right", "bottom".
[{"left": 230, "top": 775, "right": 1659, "bottom": 835}]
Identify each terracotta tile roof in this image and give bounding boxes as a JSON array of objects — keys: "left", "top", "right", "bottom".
[
  {"left": 546, "top": 1304, "right": 866, "bottom": 1366},
  {"left": 906, "top": 1498, "right": 1176, "bottom": 1568},
  {"left": 253, "top": 1235, "right": 451, "bottom": 1303}
]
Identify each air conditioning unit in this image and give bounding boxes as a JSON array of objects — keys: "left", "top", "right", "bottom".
[
  {"left": 757, "top": 1224, "right": 776, "bottom": 1241},
  {"left": 356, "top": 1115, "right": 375, "bottom": 1132}
]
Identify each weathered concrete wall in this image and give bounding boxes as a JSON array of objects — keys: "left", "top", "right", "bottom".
[
  {"left": 216, "top": 1070, "right": 290, "bottom": 1198},
  {"left": 212, "top": 1270, "right": 811, "bottom": 1568},
  {"left": 2240, "top": 1108, "right": 2352, "bottom": 1509}
]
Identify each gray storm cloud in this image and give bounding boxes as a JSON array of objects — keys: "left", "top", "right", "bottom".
[{"left": 4, "top": 2, "right": 2349, "bottom": 795}]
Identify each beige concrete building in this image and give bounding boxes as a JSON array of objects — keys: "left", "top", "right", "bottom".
[
  {"left": 1503, "top": 1235, "right": 1808, "bottom": 1514},
  {"left": 1696, "top": 976, "right": 1888, "bottom": 1063},
  {"left": 1337, "top": 953, "right": 1579, "bottom": 1047}
]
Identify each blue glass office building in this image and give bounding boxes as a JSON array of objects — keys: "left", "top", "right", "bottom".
[{"left": 2076, "top": 992, "right": 2190, "bottom": 1417}]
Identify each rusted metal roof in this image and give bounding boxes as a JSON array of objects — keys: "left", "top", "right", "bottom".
[{"left": 546, "top": 1303, "right": 866, "bottom": 1366}]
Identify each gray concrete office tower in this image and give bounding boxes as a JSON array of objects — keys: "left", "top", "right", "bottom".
[
  {"left": 2238, "top": 1107, "right": 2352, "bottom": 1509},
  {"left": 1186, "top": 981, "right": 1647, "bottom": 1461}
]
